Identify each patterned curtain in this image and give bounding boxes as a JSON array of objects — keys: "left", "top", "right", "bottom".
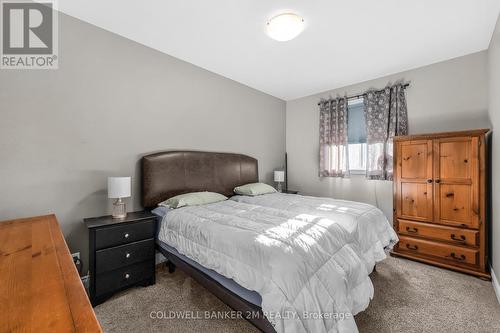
[
  {"left": 363, "top": 84, "right": 408, "bottom": 180},
  {"left": 319, "top": 97, "right": 350, "bottom": 177}
]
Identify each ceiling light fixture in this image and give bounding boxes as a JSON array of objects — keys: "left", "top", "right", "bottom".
[{"left": 266, "top": 13, "right": 304, "bottom": 42}]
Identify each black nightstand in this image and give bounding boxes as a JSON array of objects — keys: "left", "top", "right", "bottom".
[
  {"left": 84, "top": 211, "right": 156, "bottom": 306},
  {"left": 282, "top": 190, "right": 299, "bottom": 194}
]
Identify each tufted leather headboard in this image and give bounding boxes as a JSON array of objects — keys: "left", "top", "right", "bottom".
[{"left": 141, "top": 151, "right": 258, "bottom": 208}]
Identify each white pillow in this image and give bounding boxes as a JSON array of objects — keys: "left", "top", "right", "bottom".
[
  {"left": 233, "top": 183, "right": 277, "bottom": 196},
  {"left": 158, "top": 191, "right": 227, "bottom": 209}
]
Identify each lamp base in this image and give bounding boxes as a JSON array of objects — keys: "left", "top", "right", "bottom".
[
  {"left": 112, "top": 198, "right": 127, "bottom": 219},
  {"left": 276, "top": 182, "right": 283, "bottom": 193}
]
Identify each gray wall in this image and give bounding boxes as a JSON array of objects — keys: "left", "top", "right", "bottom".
[
  {"left": 286, "top": 51, "right": 489, "bottom": 220},
  {"left": 0, "top": 13, "right": 286, "bottom": 273},
  {"left": 488, "top": 14, "right": 500, "bottom": 283}
]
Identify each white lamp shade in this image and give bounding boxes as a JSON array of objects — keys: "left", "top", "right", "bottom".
[
  {"left": 274, "top": 170, "right": 285, "bottom": 182},
  {"left": 108, "top": 177, "right": 131, "bottom": 198}
]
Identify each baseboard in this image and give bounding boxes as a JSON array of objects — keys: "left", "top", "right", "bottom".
[
  {"left": 155, "top": 251, "right": 167, "bottom": 265},
  {"left": 81, "top": 275, "right": 90, "bottom": 294},
  {"left": 491, "top": 267, "right": 500, "bottom": 305}
]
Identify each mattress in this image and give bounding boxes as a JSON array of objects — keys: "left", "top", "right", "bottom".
[
  {"left": 156, "top": 199, "right": 389, "bottom": 333},
  {"left": 152, "top": 207, "right": 263, "bottom": 306},
  {"left": 232, "top": 192, "right": 398, "bottom": 271},
  {"left": 156, "top": 239, "right": 262, "bottom": 306}
]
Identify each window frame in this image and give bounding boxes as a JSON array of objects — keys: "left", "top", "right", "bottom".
[
  {"left": 348, "top": 143, "right": 367, "bottom": 175},
  {"left": 347, "top": 98, "right": 367, "bottom": 175}
]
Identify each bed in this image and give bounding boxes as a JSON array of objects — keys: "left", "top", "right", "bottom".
[
  {"left": 142, "top": 151, "right": 398, "bottom": 333},
  {"left": 231, "top": 193, "right": 398, "bottom": 271}
]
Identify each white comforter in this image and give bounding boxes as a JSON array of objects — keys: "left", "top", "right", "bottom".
[
  {"left": 232, "top": 193, "right": 398, "bottom": 271},
  {"left": 158, "top": 197, "right": 397, "bottom": 333}
]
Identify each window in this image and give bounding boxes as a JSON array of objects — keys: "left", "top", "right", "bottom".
[{"left": 347, "top": 98, "right": 367, "bottom": 174}]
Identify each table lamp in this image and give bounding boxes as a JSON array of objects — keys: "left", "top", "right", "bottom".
[
  {"left": 274, "top": 170, "right": 285, "bottom": 192},
  {"left": 108, "top": 176, "right": 131, "bottom": 219}
]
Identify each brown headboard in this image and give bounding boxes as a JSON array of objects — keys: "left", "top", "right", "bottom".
[{"left": 141, "top": 151, "right": 258, "bottom": 208}]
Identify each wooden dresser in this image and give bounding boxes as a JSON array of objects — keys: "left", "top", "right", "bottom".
[
  {"left": 0, "top": 214, "right": 102, "bottom": 332},
  {"left": 391, "top": 129, "right": 490, "bottom": 279}
]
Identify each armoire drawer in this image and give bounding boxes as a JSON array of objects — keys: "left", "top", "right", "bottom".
[
  {"left": 398, "top": 219, "right": 479, "bottom": 247},
  {"left": 398, "top": 236, "right": 479, "bottom": 266}
]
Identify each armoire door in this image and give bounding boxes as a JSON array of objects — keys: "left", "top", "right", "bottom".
[
  {"left": 395, "top": 139, "right": 434, "bottom": 222},
  {"left": 433, "top": 136, "right": 480, "bottom": 229}
]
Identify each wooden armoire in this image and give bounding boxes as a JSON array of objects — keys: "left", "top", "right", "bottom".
[{"left": 391, "top": 129, "right": 490, "bottom": 279}]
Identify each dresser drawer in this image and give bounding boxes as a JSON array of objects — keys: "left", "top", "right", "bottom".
[
  {"left": 95, "top": 219, "right": 155, "bottom": 250},
  {"left": 95, "top": 260, "right": 154, "bottom": 297},
  {"left": 398, "top": 236, "right": 479, "bottom": 266},
  {"left": 96, "top": 238, "right": 155, "bottom": 274},
  {"left": 398, "top": 219, "right": 479, "bottom": 247}
]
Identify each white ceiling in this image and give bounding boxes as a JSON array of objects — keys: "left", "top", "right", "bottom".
[{"left": 58, "top": 0, "right": 500, "bottom": 100}]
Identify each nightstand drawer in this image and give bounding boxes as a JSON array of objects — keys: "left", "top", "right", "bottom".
[
  {"left": 95, "top": 260, "right": 154, "bottom": 297},
  {"left": 95, "top": 219, "right": 155, "bottom": 250},
  {"left": 96, "top": 238, "right": 155, "bottom": 274}
]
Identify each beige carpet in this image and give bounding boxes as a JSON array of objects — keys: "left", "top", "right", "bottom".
[{"left": 95, "top": 256, "right": 500, "bottom": 333}]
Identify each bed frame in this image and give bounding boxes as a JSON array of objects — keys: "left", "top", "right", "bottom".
[{"left": 142, "top": 150, "right": 275, "bottom": 333}]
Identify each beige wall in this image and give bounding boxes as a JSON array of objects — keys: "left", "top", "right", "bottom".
[
  {"left": 286, "top": 51, "right": 489, "bottom": 220},
  {"left": 1, "top": 9, "right": 497, "bottom": 285},
  {"left": 0, "top": 13, "right": 286, "bottom": 273},
  {"left": 488, "top": 14, "right": 500, "bottom": 283}
]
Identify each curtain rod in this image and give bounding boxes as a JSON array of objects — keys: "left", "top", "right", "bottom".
[{"left": 317, "top": 83, "right": 410, "bottom": 106}]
